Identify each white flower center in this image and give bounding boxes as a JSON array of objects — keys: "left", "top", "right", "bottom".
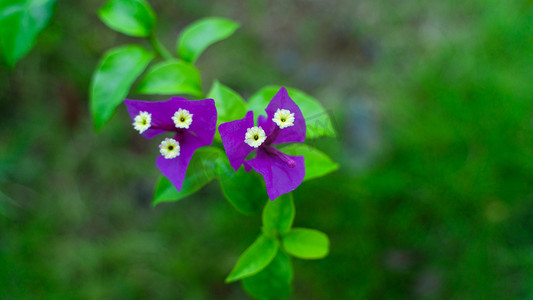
[
  {"left": 172, "top": 108, "right": 193, "bottom": 129},
  {"left": 133, "top": 111, "right": 151, "bottom": 133},
  {"left": 272, "top": 108, "right": 295, "bottom": 129},
  {"left": 244, "top": 126, "right": 267, "bottom": 148},
  {"left": 159, "top": 138, "right": 180, "bottom": 159}
]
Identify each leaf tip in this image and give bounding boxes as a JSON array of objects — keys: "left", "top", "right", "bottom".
[
  {"left": 225, "top": 274, "right": 237, "bottom": 283},
  {"left": 92, "top": 118, "right": 104, "bottom": 133},
  {"left": 230, "top": 21, "right": 241, "bottom": 30}
]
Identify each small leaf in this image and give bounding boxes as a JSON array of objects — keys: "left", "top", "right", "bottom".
[
  {"left": 90, "top": 45, "right": 153, "bottom": 131},
  {"left": 98, "top": 0, "right": 156, "bottom": 37},
  {"left": 282, "top": 228, "right": 329, "bottom": 259},
  {"left": 248, "top": 86, "right": 336, "bottom": 139},
  {"left": 262, "top": 193, "right": 294, "bottom": 235},
  {"left": 153, "top": 147, "right": 223, "bottom": 206},
  {"left": 226, "top": 234, "right": 279, "bottom": 283},
  {"left": 0, "top": 0, "right": 56, "bottom": 67},
  {"left": 207, "top": 81, "right": 247, "bottom": 141},
  {"left": 281, "top": 144, "right": 338, "bottom": 181},
  {"left": 177, "top": 17, "right": 239, "bottom": 63},
  {"left": 242, "top": 251, "right": 293, "bottom": 299},
  {"left": 135, "top": 60, "right": 202, "bottom": 97},
  {"left": 217, "top": 157, "right": 267, "bottom": 215}
]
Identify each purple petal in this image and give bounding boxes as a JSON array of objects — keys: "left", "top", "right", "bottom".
[
  {"left": 124, "top": 98, "right": 217, "bottom": 144},
  {"left": 125, "top": 98, "right": 178, "bottom": 139},
  {"left": 257, "top": 114, "right": 276, "bottom": 137},
  {"left": 169, "top": 97, "right": 217, "bottom": 145},
  {"left": 219, "top": 111, "right": 256, "bottom": 171},
  {"left": 156, "top": 131, "right": 204, "bottom": 191},
  {"left": 244, "top": 149, "right": 305, "bottom": 200},
  {"left": 263, "top": 87, "right": 306, "bottom": 144}
]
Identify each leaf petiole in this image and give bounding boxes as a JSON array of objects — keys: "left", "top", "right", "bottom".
[{"left": 148, "top": 34, "right": 174, "bottom": 60}]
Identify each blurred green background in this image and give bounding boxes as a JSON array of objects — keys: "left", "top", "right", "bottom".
[{"left": 1, "top": 0, "right": 532, "bottom": 299}]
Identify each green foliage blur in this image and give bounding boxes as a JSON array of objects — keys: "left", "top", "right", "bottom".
[{"left": 1, "top": 0, "right": 532, "bottom": 299}]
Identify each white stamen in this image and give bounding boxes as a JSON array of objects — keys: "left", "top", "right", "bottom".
[
  {"left": 272, "top": 109, "right": 295, "bottom": 129},
  {"left": 172, "top": 108, "right": 193, "bottom": 129},
  {"left": 133, "top": 111, "right": 151, "bottom": 133},
  {"left": 244, "top": 126, "right": 267, "bottom": 148},
  {"left": 159, "top": 138, "right": 180, "bottom": 159}
]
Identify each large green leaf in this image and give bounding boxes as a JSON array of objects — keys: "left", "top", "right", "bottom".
[
  {"left": 247, "top": 86, "right": 336, "bottom": 139},
  {"left": 0, "top": 0, "right": 56, "bottom": 67},
  {"left": 282, "top": 228, "right": 329, "bottom": 260},
  {"left": 98, "top": 0, "right": 156, "bottom": 37},
  {"left": 207, "top": 80, "right": 247, "bottom": 141},
  {"left": 226, "top": 234, "right": 279, "bottom": 283},
  {"left": 177, "top": 17, "right": 239, "bottom": 63},
  {"left": 153, "top": 147, "right": 223, "bottom": 206},
  {"left": 281, "top": 144, "right": 338, "bottom": 182},
  {"left": 242, "top": 251, "right": 293, "bottom": 299},
  {"left": 135, "top": 60, "right": 202, "bottom": 97},
  {"left": 216, "top": 157, "right": 267, "bottom": 215},
  {"left": 90, "top": 45, "right": 153, "bottom": 131},
  {"left": 262, "top": 193, "right": 294, "bottom": 236}
]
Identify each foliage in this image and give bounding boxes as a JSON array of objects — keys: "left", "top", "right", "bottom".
[
  {"left": 98, "top": 0, "right": 156, "bottom": 37},
  {"left": 281, "top": 228, "right": 329, "bottom": 259},
  {"left": 87, "top": 1, "right": 337, "bottom": 299},
  {"left": 177, "top": 17, "right": 240, "bottom": 64},
  {"left": 0, "top": 0, "right": 56, "bottom": 67},
  {"left": 90, "top": 45, "right": 153, "bottom": 131},
  {"left": 227, "top": 194, "right": 329, "bottom": 294},
  {"left": 3, "top": 0, "right": 531, "bottom": 299},
  {"left": 135, "top": 60, "right": 202, "bottom": 97},
  {"left": 242, "top": 251, "right": 293, "bottom": 299}
]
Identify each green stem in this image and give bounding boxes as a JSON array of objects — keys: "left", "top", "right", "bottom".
[{"left": 148, "top": 34, "right": 174, "bottom": 60}]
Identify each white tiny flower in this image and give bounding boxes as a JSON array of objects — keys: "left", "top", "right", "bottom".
[
  {"left": 133, "top": 111, "right": 151, "bottom": 133},
  {"left": 244, "top": 126, "right": 267, "bottom": 148},
  {"left": 272, "top": 109, "right": 295, "bottom": 129},
  {"left": 159, "top": 138, "right": 180, "bottom": 159},
  {"left": 172, "top": 108, "right": 193, "bottom": 129}
]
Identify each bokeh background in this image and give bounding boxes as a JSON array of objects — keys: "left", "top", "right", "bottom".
[{"left": 1, "top": 0, "right": 532, "bottom": 299}]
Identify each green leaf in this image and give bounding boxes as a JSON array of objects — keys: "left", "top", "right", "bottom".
[
  {"left": 0, "top": 0, "right": 56, "bottom": 67},
  {"left": 207, "top": 80, "right": 247, "bottom": 141},
  {"left": 177, "top": 17, "right": 239, "bottom": 63},
  {"left": 98, "top": 0, "right": 156, "bottom": 37},
  {"left": 280, "top": 144, "right": 338, "bottom": 182},
  {"left": 216, "top": 157, "right": 267, "bottom": 215},
  {"left": 135, "top": 60, "right": 202, "bottom": 97},
  {"left": 242, "top": 251, "right": 293, "bottom": 299},
  {"left": 153, "top": 147, "right": 223, "bottom": 206},
  {"left": 90, "top": 45, "right": 153, "bottom": 131},
  {"left": 282, "top": 228, "right": 329, "bottom": 260},
  {"left": 262, "top": 193, "right": 294, "bottom": 236},
  {"left": 226, "top": 234, "right": 279, "bottom": 283},
  {"left": 248, "top": 86, "right": 336, "bottom": 139}
]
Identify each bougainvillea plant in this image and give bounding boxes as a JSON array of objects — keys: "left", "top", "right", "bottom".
[{"left": 89, "top": 0, "right": 338, "bottom": 298}]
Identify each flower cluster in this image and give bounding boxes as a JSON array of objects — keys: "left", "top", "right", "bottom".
[
  {"left": 125, "top": 97, "right": 216, "bottom": 191},
  {"left": 125, "top": 87, "right": 306, "bottom": 200},
  {"left": 219, "top": 87, "right": 306, "bottom": 200}
]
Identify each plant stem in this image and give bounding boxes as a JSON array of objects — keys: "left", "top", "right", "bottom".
[{"left": 148, "top": 34, "right": 174, "bottom": 61}]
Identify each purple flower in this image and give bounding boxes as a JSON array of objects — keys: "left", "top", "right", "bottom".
[
  {"left": 219, "top": 87, "right": 306, "bottom": 200},
  {"left": 125, "top": 97, "right": 217, "bottom": 191}
]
